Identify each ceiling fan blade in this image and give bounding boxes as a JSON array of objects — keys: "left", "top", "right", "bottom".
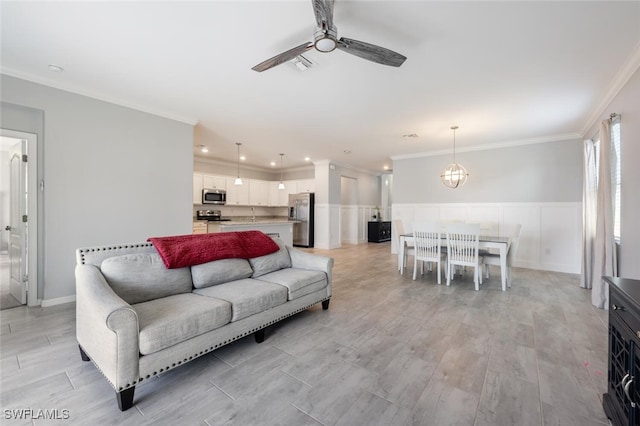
[
  {"left": 251, "top": 42, "right": 314, "bottom": 72},
  {"left": 312, "top": 0, "right": 335, "bottom": 30},
  {"left": 337, "top": 37, "right": 406, "bottom": 67}
]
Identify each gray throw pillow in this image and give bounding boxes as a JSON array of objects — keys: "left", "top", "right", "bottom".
[
  {"left": 101, "top": 253, "right": 192, "bottom": 304},
  {"left": 191, "top": 258, "right": 253, "bottom": 289},
  {"left": 249, "top": 238, "right": 292, "bottom": 278}
]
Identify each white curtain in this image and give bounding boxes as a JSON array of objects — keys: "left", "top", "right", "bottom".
[
  {"left": 581, "top": 139, "right": 597, "bottom": 290},
  {"left": 583, "top": 118, "right": 618, "bottom": 309}
]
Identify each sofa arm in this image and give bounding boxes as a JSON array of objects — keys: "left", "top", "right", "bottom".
[
  {"left": 75, "top": 264, "right": 140, "bottom": 391},
  {"left": 287, "top": 248, "right": 334, "bottom": 286}
]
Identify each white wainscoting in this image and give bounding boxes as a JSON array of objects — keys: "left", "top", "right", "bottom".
[
  {"left": 315, "top": 204, "right": 343, "bottom": 250},
  {"left": 392, "top": 202, "right": 582, "bottom": 274},
  {"left": 341, "top": 206, "right": 359, "bottom": 244}
]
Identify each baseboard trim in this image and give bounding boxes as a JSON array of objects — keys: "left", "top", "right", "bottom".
[{"left": 40, "top": 295, "right": 76, "bottom": 307}]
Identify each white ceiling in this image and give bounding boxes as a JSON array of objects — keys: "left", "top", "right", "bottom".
[{"left": 2, "top": 1, "right": 639, "bottom": 173}]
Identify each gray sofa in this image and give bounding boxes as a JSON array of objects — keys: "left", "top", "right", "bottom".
[{"left": 75, "top": 237, "right": 333, "bottom": 411}]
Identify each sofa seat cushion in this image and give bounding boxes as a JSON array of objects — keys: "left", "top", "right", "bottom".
[
  {"left": 101, "top": 253, "right": 192, "bottom": 304},
  {"left": 193, "top": 278, "right": 287, "bottom": 322},
  {"left": 133, "top": 293, "right": 231, "bottom": 355},
  {"left": 191, "top": 258, "right": 253, "bottom": 289},
  {"left": 256, "top": 268, "right": 328, "bottom": 301},
  {"left": 249, "top": 238, "right": 292, "bottom": 278}
]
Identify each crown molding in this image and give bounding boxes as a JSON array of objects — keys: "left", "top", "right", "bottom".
[
  {"left": 1, "top": 68, "right": 199, "bottom": 126},
  {"left": 313, "top": 159, "right": 383, "bottom": 177},
  {"left": 391, "top": 132, "right": 581, "bottom": 161},
  {"left": 580, "top": 39, "right": 640, "bottom": 136},
  {"left": 194, "top": 154, "right": 314, "bottom": 174}
]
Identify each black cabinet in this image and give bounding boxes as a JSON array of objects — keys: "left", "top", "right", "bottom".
[
  {"left": 368, "top": 221, "right": 391, "bottom": 243},
  {"left": 604, "top": 277, "right": 640, "bottom": 426}
]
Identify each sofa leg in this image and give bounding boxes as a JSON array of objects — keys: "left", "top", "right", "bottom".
[
  {"left": 322, "top": 299, "right": 330, "bottom": 310},
  {"left": 116, "top": 387, "right": 135, "bottom": 411},
  {"left": 255, "top": 329, "right": 265, "bottom": 343},
  {"left": 79, "top": 345, "right": 90, "bottom": 362}
]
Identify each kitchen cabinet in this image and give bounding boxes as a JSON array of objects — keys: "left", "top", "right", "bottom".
[
  {"left": 604, "top": 276, "right": 640, "bottom": 426},
  {"left": 268, "top": 182, "right": 282, "bottom": 206},
  {"left": 202, "top": 175, "right": 226, "bottom": 190},
  {"left": 193, "top": 173, "right": 203, "bottom": 204},
  {"left": 192, "top": 221, "right": 207, "bottom": 235},
  {"left": 194, "top": 173, "right": 315, "bottom": 206},
  {"left": 368, "top": 221, "right": 391, "bottom": 243},
  {"left": 297, "top": 179, "right": 315, "bottom": 193},
  {"left": 249, "top": 180, "right": 269, "bottom": 206},
  {"left": 225, "top": 177, "right": 250, "bottom": 205}
]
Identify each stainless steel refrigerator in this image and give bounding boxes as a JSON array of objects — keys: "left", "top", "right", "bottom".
[{"left": 288, "top": 193, "right": 314, "bottom": 247}]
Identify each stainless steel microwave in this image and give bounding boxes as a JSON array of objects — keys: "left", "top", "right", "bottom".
[{"left": 202, "top": 188, "right": 226, "bottom": 205}]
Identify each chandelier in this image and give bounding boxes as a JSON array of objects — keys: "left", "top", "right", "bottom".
[{"left": 440, "top": 125, "right": 468, "bottom": 188}]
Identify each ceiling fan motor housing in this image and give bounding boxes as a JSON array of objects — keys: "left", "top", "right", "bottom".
[{"left": 314, "top": 27, "right": 338, "bottom": 52}]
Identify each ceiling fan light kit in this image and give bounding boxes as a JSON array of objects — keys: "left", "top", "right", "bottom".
[
  {"left": 252, "top": 0, "right": 406, "bottom": 72},
  {"left": 441, "top": 126, "right": 469, "bottom": 189}
]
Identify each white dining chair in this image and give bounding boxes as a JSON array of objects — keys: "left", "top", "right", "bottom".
[
  {"left": 483, "top": 223, "right": 521, "bottom": 287},
  {"left": 412, "top": 222, "right": 446, "bottom": 284},
  {"left": 393, "top": 219, "right": 414, "bottom": 274},
  {"left": 446, "top": 223, "right": 483, "bottom": 291}
]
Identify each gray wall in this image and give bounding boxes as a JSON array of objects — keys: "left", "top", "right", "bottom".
[
  {"left": 0, "top": 75, "right": 194, "bottom": 301},
  {"left": 393, "top": 139, "right": 582, "bottom": 203},
  {"left": 329, "top": 163, "right": 381, "bottom": 206},
  {"left": 585, "top": 66, "right": 640, "bottom": 280}
]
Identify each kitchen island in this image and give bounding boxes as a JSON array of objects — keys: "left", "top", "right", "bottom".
[{"left": 206, "top": 219, "right": 295, "bottom": 247}]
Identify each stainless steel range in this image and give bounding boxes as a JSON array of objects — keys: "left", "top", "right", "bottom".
[{"left": 196, "top": 210, "right": 231, "bottom": 221}]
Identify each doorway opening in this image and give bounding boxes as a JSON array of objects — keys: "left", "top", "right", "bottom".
[{"left": 1, "top": 129, "right": 38, "bottom": 309}]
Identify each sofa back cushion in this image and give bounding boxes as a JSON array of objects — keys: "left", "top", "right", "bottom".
[
  {"left": 249, "top": 238, "right": 292, "bottom": 278},
  {"left": 101, "top": 253, "right": 192, "bottom": 304},
  {"left": 191, "top": 258, "right": 253, "bottom": 289}
]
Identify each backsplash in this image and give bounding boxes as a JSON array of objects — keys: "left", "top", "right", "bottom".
[{"left": 193, "top": 205, "right": 288, "bottom": 220}]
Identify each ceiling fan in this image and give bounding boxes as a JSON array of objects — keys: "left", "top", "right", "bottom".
[{"left": 252, "top": 0, "right": 407, "bottom": 72}]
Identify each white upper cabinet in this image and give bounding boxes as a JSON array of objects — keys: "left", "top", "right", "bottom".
[
  {"left": 193, "top": 173, "right": 203, "bottom": 204},
  {"left": 225, "top": 177, "right": 250, "bottom": 205},
  {"left": 195, "top": 173, "right": 314, "bottom": 206},
  {"left": 249, "top": 180, "right": 269, "bottom": 206},
  {"left": 202, "top": 175, "right": 226, "bottom": 190},
  {"left": 268, "top": 182, "right": 281, "bottom": 206},
  {"left": 297, "top": 179, "right": 315, "bottom": 193}
]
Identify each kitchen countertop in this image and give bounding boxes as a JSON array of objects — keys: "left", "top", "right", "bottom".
[
  {"left": 220, "top": 219, "right": 298, "bottom": 226},
  {"left": 194, "top": 218, "right": 297, "bottom": 225}
]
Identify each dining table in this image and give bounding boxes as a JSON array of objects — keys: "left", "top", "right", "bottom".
[{"left": 399, "top": 233, "right": 512, "bottom": 291}]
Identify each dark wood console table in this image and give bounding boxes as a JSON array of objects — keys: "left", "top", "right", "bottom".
[
  {"left": 368, "top": 221, "right": 391, "bottom": 243},
  {"left": 603, "top": 276, "right": 640, "bottom": 426}
]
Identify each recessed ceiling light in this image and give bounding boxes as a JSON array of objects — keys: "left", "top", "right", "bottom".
[
  {"left": 343, "top": 150, "right": 351, "bottom": 154},
  {"left": 48, "top": 64, "right": 64, "bottom": 72},
  {"left": 402, "top": 133, "right": 419, "bottom": 139},
  {"left": 383, "top": 165, "right": 389, "bottom": 170},
  {"left": 240, "top": 155, "right": 246, "bottom": 161},
  {"left": 304, "top": 156, "right": 311, "bottom": 162},
  {"left": 270, "top": 161, "right": 276, "bottom": 166}
]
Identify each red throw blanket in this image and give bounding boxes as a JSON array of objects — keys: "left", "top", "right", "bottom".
[{"left": 148, "top": 231, "right": 280, "bottom": 269}]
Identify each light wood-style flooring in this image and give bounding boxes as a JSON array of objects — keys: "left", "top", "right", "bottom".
[
  {"left": 0, "top": 242, "right": 609, "bottom": 425},
  {"left": 1, "top": 252, "right": 22, "bottom": 310}
]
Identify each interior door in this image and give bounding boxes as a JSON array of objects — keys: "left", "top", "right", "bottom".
[{"left": 8, "top": 140, "right": 27, "bottom": 304}]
